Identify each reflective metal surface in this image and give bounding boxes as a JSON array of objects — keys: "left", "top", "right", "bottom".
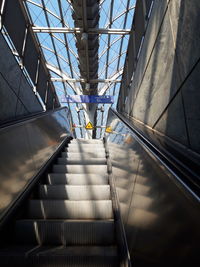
[
  {"left": 106, "top": 109, "right": 200, "bottom": 266},
  {"left": 0, "top": 108, "right": 72, "bottom": 219}
]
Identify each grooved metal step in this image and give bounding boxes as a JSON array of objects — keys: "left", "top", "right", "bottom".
[
  {"left": 57, "top": 158, "right": 107, "bottom": 165},
  {"left": 47, "top": 173, "right": 109, "bottom": 185},
  {"left": 0, "top": 138, "right": 125, "bottom": 267},
  {"left": 0, "top": 246, "right": 119, "bottom": 267},
  {"left": 68, "top": 143, "right": 104, "bottom": 148},
  {"left": 71, "top": 139, "right": 103, "bottom": 144},
  {"left": 52, "top": 164, "right": 108, "bottom": 174},
  {"left": 15, "top": 220, "right": 115, "bottom": 245},
  {"left": 66, "top": 145, "right": 105, "bottom": 153},
  {"left": 62, "top": 152, "right": 106, "bottom": 158},
  {"left": 28, "top": 200, "right": 113, "bottom": 219},
  {"left": 39, "top": 185, "right": 111, "bottom": 200}
]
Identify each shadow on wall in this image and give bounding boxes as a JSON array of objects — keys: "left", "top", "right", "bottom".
[
  {"left": 0, "top": 33, "right": 43, "bottom": 125},
  {"left": 160, "top": 0, "right": 200, "bottom": 153},
  {"left": 128, "top": 0, "right": 200, "bottom": 154}
]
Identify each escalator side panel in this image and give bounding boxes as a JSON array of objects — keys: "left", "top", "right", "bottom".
[
  {"left": 106, "top": 109, "right": 200, "bottom": 266},
  {"left": 0, "top": 108, "right": 71, "bottom": 221}
]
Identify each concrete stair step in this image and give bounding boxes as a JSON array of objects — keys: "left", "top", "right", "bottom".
[
  {"left": 28, "top": 200, "right": 113, "bottom": 219},
  {"left": 39, "top": 185, "right": 111, "bottom": 200}
]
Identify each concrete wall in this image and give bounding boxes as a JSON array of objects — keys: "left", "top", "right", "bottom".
[
  {"left": 123, "top": 0, "right": 200, "bottom": 154},
  {"left": 0, "top": 33, "right": 43, "bottom": 124}
]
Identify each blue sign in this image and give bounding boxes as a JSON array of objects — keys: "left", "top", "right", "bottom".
[{"left": 61, "top": 95, "right": 114, "bottom": 104}]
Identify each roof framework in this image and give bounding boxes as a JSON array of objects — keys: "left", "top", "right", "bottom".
[{"left": 24, "top": 0, "right": 135, "bottom": 138}]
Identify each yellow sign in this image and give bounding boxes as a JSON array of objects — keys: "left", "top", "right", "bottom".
[
  {"left": 85, "top": 122, "right": 94, "bottom": 130},
  {"left": 105, "top": 126, "right": 113, "bottom": 133}
]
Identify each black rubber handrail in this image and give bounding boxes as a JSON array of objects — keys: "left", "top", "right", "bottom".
[{"left": 110, "top": 108, "right": 200, "bottom": 203}]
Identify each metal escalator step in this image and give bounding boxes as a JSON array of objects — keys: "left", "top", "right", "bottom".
[
  {"left": 47, "top": 173, "right": 109, "bottom": 185},
  {"left": 68, "top": 143, "right": 104, "bottom": 148},
  {"left": 52, "top": 164, "right": 108, "bottom": 174},
  {"left": 57, "top": 158, "right": 107, "bottom": 165},
  {"left": 66, "top": 145, "right": 105, "bottom": 153},
  {"left": 28, "top": 200, "right": 113, "bottom": 219},
  {"left": 0, "top": 246, "right": 119, "bottom": 267},
  {"left": 62, "top": 152, "right": 106, "bottom": 158},
  {"left": 39, "top": 185, "right": 111, "bottom": 200},
  {"left": 15, "top": 220, "right": 115, "bottom": 245},
  {"left": 71, "top": 139, "right": 103, "bottom": 144}
]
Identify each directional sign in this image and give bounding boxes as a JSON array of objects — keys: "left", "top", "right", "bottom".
[
  {"left": 105, "top": 126, "right": 113, "bottom": 133},
  {"left": 62, "top": 95, "right": 114, "bottom": 104},
  {"left": 85, "top": 122, "right": 94, "bottom": 130}
]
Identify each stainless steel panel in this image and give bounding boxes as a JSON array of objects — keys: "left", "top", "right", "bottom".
[
  {"left": 0, "top": 108, "right": 72, "bottom": 219},
  {"left": 106, "top": 110, "right": 200, "bottom": 266}
]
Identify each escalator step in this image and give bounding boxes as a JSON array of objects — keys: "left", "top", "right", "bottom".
[
  {"left": 0, "top": 246, "right": 119, "bottom": 267},
  {"left": 62, "top": 152, "right": 106, "bottom": 158},
  {"left": 47, "top": 173, "right": 109, "bottom": 185},
  {"left": 52, "top": 164, "right": 108, "bottom": 174},
  {"left": 66, "top": 146, "right": 105, "bottom": 153},
  {"left": 15, "top": 220, "right": 115, "bottom": 245},
  {"left": 28, "top": 200, "right": 113, "bottom": 219},
  {"left": 57, "top": 158, "right": 107, "bottom": 165},
  {"left": 71, "top": 139, "right": 103, "bottom": 144},
  {"left": 39, "top": 185, "right": 111, "bottom": 200},
  {"left": 68, "top": 143, "right": 104, "bottom": 148}
]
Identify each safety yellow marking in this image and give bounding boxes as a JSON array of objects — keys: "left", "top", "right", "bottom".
[
  {"left": 85, "top": 122, "right": 94, "bottom": 130},
  {"left": 105, "top": 126, "right": 113, "bottom": 133}
]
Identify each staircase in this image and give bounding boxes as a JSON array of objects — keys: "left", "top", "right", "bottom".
[{"left": 0, "top": 138, "right": 129, "bottom": 266}]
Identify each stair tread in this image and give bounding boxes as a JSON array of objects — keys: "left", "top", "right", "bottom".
[
  {"left": 39, "top": 185, "right": 111, "bottom": 200},
  {"left": 28, "top": 200, "right": 113, "bottom": 219},
  {"left": 52, "top": 164, "right": 108, "bottom": 174},
  {"left": 0, "top": 245, "right": 118, "bottom": 256},
  {"left": 71, "top": 139, "right": 103, "bottom": 143},
  {"left": 47, "top": 173, "right": 109, "bottom": 185},
  {"left": 0, "top": 246, "right": 119, "bottom": 266},
  {"left": 66, "top": 147, "right": 105, "bottom": 152},
  {"left": 15, "top": 220, "right": 115, "bottom": 245},
  {"left": 57, "top": 158, "right": 107, "bottom": 165}
]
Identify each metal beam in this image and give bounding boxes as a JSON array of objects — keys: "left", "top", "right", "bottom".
[
  {"left": 98, "top": 69, "right": 123, "bottom": 95},
  {"left": 0, "top": 0, "right": 6, "bottom": 30},
  {"left": 113, "top": 0, "right": 132, "bottom": 102},
  {"left": 51, "top": 78, "right": 121, "bottom": 83},
  {"left": 105, "top": 0, "right": 114, "bottom": 79},
  {"left": 32, "top": 27, "right": 131, "bottom": 35},
  {"left": 47, "top": 64, "right": 82, "bottom": 95},
  {"left": 82, "top": 0, "right": 90, "bottom": 82}
]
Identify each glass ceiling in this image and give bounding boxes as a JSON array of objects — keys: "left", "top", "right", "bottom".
[{"left": 25, "top": 0, "right": 136, "bottom": 138}]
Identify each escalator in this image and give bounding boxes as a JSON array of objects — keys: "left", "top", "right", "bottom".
[
  {"left": 0, "top": 138, "right": 130, "bottom": 266},
  {"left": 0, "top": 107, "right": 199, "bottom": 267}
]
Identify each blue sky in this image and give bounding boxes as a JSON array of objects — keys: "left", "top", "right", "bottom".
[{"left": 26, "top": 0, "right": 136, "bottom": 138}]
